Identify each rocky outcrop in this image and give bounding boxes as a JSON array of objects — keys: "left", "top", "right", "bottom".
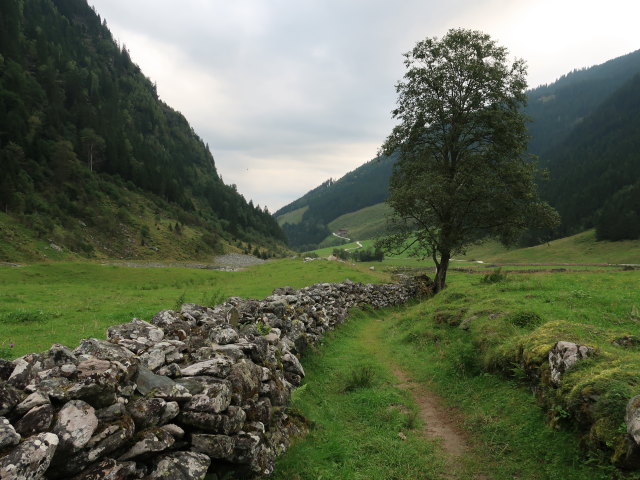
[
  {"left": 548, "top": 341, "right": 596, "bottom": 386},
  {"left": 0, "top": 278, "right": 421, "bottom": 479}
]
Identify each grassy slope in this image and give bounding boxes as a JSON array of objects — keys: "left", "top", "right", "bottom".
[
  {"left": 311, "top": 230, "right": 640, "bottom": 268},
  {"left": 0, "top": 259, "right": 385, "bottom": 359},
  {"left": 276, "top": 206, "right": 308, "bottom": 226},
  {"left": 326, "top": 202, "right": 392, "bottom": 240}
]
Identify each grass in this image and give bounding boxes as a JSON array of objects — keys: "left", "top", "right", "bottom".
[
  {"left": 0, "top": 259, "right": 385, "bottom": 359},
  {"left": 385, "top": 269, "right": 640, "bottom": 471},
  {"left": 276, "top": 206, "right": 309, "bottom": 226},
  {"left": 273, "top": 309, "right": 445, "bottom": 480},
  {"left": 276, "top": 269, "right": 640, "bottom": 478}
]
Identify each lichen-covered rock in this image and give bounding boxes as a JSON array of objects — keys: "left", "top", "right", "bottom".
[
  {"left": 127, "top": 397, "right": 178, "bottom": 430},
  {"left": 135, "top": 365, "right": 191, "bottom": 400},
  {"left": 209, "top": 326, "right": 239, "bottom": 345},
  {"left": 182, "top": 383, "right": 231, "bottom": 414},
  {"left": 74, "top": 339, "right": 136, "bottom": 363},
  {"left": 180, "top": 357, "right": 234, "bottom": 377},
  {"left": 178, "top": 405, "right": 245, "bottom": 434},
  {"left": 0, "top": 381, "right": 25, "bottom": 415},
  {"left": 14, "top": 391, "right": 50, "bottom": 416},
  {"left": 7, "top": 354, "right": 42, "bottom": 390},
  {"left": 14, "top": 403, "right": 54, "bottom": 436},
  {"left": 145, "top": 451, "right": 210, "bottom": 479},
  {"left": 191, "top": 433, "right": 234, "bottom": 459},
  {"left": 84, "top": 413, "right": 136, "bottom": 461},
  {"left": 107, "top": 318, "right": 164, "bottom": 354},
  {"left": 53, "top": 400, "right": 99, "bottom": 453},
  {"left": 119, "top": 427, "right": 175, "bottom": 461},
  {"left": 548, "top": 341, "right": 595, "bottom": 386},
  {"left": 0, "top": 416, "right": 20, "bottom": 450},
  {"left": 70, "top": 458, "right": 137, "bottom": 480},
  {"left": 0, "top": 432, "right": 59, "bottom": 480},
  {"left": 627, "top": 395, "right": 640, "bottom": 445}
]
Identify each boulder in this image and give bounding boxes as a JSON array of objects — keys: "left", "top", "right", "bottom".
[
  {"left": 548, "top": 341, "right": 595, "bottom": 386},
  {"left": 14, "top": 403, "right": 54, "bottom": 436},
  {"left": 145, "top": 451, "right": 210, "bottom": 480},
  {"left": 0, "top": 416, "right": 20, "bottom": 450},
  {"left": 53, "top": 400, "right": 99, "bottom": 453},
  {"left": 70, "top": 458, "right": 137, "bottom": 480},
  {"left": 0, "top": 432, "right": 59, "bottom": 480},
  {"left": 118, "top": 427, "right": 175, "bottom": 461}
]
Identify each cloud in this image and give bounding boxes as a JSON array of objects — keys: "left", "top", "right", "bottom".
[{"left": 89, "top": 0, "right": 640, "bottom": 211}]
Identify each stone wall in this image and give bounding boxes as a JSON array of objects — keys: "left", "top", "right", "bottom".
[{"left": 0, "top": 278, "right": 425, "bottom": 480}]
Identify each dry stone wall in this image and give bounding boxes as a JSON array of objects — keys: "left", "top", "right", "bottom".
[{"left": 0, "top": 278, "right": 424, "bottom": 480}]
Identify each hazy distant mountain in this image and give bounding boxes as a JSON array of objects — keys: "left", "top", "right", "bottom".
[
  {"left": 276, "top": 49, "right": 640, "bottom": 249},
  {"left": 0, "top": 0, "right": 285, "bottom": 260}
]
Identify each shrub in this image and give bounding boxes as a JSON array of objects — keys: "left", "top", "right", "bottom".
[
  {"left": 481, "top": 267, "right": 508, "bottom": 284},
  {"left": 508, "top": 311, "right": 543, "bottom": 328}
]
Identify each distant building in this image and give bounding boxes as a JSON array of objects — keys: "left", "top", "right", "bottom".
[{"left": 336, "top": 229, "right": 349, "bottom": 237}]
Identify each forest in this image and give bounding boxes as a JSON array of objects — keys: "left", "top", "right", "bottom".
[{"left": 0, "top": 0, "right": 285, "bottom": 257}]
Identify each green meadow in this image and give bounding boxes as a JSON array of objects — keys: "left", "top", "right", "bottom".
[{"left": 0, "top": 259, "right": 383, "bottom": 358}]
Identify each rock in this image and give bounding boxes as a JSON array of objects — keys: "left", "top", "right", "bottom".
[
  {"left": 627, "top": 395, "right": 640, "bottom": 445},
  {"left": 180, "top": 357, "right": 233, "bottom": 377},
  {"left": 159, "top": 423, "right": 184, "bottom": 439},
  {"left": 107, "top": 318, "right": 164, "bottom": 353},
  {"left": 53, "top": 400, "right": 99, "bottom": 453},
  {"left": 0, "top": 432, "right": 59, "bottom": 480},
  {"left": 0, "top": 416, "right": 20, "bottom": 450},
  {"left": 14, "top": 403, "right": 54, "bottom": 436},
  {"left": 8, "top": 354, "right": 42, "bottom": 390},
  {"left": 14, "top": 391, "right": 50, "bottom": 417},
  {"left": 119, "top": 427, "right": 175, "bottom": 461},
  {"left": 0, "top": 359, "right": 15, "bottom": 381},
  {"left": 548, "top": 341, "right": 595, "bottom": 385},
  {"left": 42, "top": 344, "right": 78, "bottom": 370},
  {"left": 0, "top": 381, "right": 25, "bottom": 415},
  {"left": 145, "top": 451, "right": 210, "bottom": 479},
  {"left": 178, "top": 405, "right": 246, "bottom": 434},
  {"left": 83, "top": 414, "right": 135, "bottom": 461},
  {"left": 127, "top": 397, "right": 178, "bottom": 430},
  {"left": 74, "top": 339, "right": 136, "bottom": 363},
  {"left": 209, "top": 326, "right": 240, "bottom": 345},
  {"left": 70, "top": 458, "right": 137, "bottom": 480},
  {"left": 182, "top": 386, "right": 231, "bottom": 414},
  {"left": 135, "top": 365, "right": 191, "bottom": 400},
  {"left": 190, "top": 433, "right": 234, "bottom": 459},
  {"left": 227, "top": 360, "right": 262, "bottom": 403}
]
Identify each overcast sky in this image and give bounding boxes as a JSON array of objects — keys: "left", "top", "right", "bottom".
[{"left": 88, "top": 0, "right": 639, "bottom": 212}]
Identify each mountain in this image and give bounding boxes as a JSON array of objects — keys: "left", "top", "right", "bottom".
[
  {"left": 540, "top": 73, "right": 640, "bottom": 239},
  {"left": 276, "top": 49, "right": 640, "bottom": 250},
  {"left": 274, "top": 153, "right": 397, "bottom": 250},
  {"left": 0, "top": 0, "right": 285, "bottom": 261}
]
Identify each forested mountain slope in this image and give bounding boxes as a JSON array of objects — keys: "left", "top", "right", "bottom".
[
  {"left": 276, "top": 49, "right": 640, "bottom": 250},
  {"left": 540, "top": 73, "right": 640, "bottom": 239},
  {"left": 0, "top": 0, "right": 285, "bottom": 261},
  {"left": 274, "top": 153, "right": 397, "bottom": 250}
]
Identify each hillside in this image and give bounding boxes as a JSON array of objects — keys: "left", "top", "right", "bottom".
[
  {"left": 0, "top": 0, "right": 285, "bottom": 261},
  {"left": 276, "top": 49, "right": 640, "bottom": 250},
  {"left": 540, "top": 73, "right": 640, "bottom": 239}
]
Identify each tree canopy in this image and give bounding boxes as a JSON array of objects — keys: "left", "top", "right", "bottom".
[{"left": 379, "top": 29, "right": 558, "bottom": 291}]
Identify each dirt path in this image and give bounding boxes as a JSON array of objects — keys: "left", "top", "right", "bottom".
[{"left": 362, "top": 319, "right": 487, "bottom": 480}]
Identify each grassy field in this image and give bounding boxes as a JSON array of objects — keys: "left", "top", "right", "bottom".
[
  {"left": 276, "top": 268, "right": 640, "bottom": 478},
  {"left": 0, "top": 259, "right": 384, "bottom": 359}
]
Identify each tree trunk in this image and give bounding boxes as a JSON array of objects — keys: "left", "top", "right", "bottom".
[{"left": 434, "top": 252, "right": 450, "bottom": 293}]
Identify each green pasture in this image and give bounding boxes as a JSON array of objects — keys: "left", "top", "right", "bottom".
[{"left": 0, "top": 259, "right": 383, "bottom": 359}]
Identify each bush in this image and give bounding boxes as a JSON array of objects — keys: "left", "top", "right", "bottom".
[
  {"left": 481, "top": 267, "right": 508, "bottom": 284},
  {"left": 508, "top": 311, "right": 543, "bottom": 328}
]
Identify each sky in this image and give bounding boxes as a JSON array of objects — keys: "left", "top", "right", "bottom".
[{"left": 88, "top": 0, "right": 640, "bottom": 213}]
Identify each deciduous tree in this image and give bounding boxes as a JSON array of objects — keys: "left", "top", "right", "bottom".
[{"left": 379, "top": 29, "right": 558, "bottom": 292}]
